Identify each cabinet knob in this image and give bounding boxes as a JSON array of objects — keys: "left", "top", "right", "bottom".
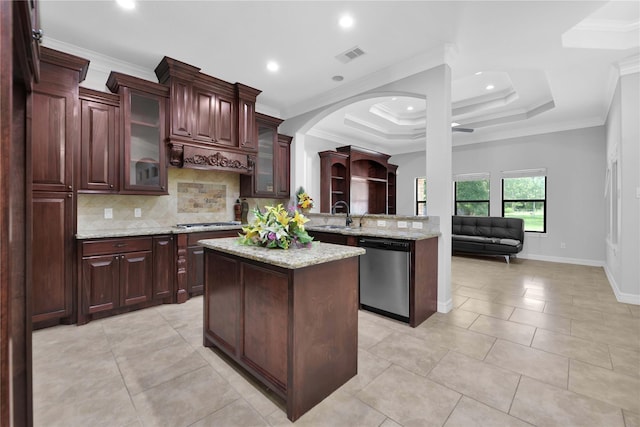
[
  {"left": 67, "top": 194, "right": 72, "bottom": 198},
  {"left": 32, "top": 29, "right": 44, "bottom": 43},
  {"left": 68, "top": 185, "right": 72, "bottom": 190},
  {"left": 109, "top": 184, "right": 114, "bottom": 189}
]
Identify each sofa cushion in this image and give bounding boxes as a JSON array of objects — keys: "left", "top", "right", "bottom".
[{"left": 498, "top": 238, "right": 521, "bottom": 246}]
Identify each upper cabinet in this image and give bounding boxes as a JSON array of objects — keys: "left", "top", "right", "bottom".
[
  {"left": 154, "top": 57, "right": 261, "bottom": 175},
  {"left": 240, "top": 113, "right": 291, "bottom": 199},
  {"left": 79, "top": 88, "right": 120, "bottom": 193},
  {"left": 107, "top": 72, "right": 169, "bottom": 195}
]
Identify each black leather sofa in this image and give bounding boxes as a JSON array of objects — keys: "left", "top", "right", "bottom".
[{"left": 452, "top": 216, "right": 525, "bottom": 263}]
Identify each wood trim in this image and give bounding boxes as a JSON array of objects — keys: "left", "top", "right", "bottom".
[
  {"left": 40, "top": 46, "right": 89, "bottom": 82},
  {"left": 79, "top": 87, "right": 120, "bottom": 106},
  {"left": 106, "top": 71, "right": 169, "bottom": 98}
]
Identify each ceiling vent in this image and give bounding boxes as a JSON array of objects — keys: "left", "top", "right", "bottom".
[{"left": 336, "top": 46, "right": 366, "bottom": 64}]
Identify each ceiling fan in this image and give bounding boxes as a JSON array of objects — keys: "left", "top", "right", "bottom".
[{"left": 451, "top": 122, "right": 474, "bottom": 133}]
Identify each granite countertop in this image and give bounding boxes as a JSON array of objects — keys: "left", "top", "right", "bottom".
[
  {"left": 305, "top": 225, "right": 439, "bottom": 241},
  {"left": 75, "top": 224, "right": 243, "bottom": 240},
  {"left": 198, "top": 237, "right": 366, "bottom": 269}
]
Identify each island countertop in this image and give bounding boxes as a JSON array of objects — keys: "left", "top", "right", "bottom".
[{"left": 198, "top": 237, "right": 365, "bottom": 269}]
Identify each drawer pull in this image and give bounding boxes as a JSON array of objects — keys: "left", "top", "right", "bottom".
[{"left": 114, "top": 243, "right": 128, "bottom": 248}]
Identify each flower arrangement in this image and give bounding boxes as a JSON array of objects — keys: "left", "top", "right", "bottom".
[
  {"left": 238, "top": 204, "right": 314, "bottom": 249},
  {"left": 296, "top": 187, "right": 314, "bottom": 210}
]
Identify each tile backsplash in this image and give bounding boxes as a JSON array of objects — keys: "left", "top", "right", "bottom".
[{"left": 77, "top": 168, "right": 289, "bottom": 232}]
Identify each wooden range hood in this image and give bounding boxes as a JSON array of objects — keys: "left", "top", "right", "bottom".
[{"left": 155, "top": 56, "right": 261, "bottom": 175}]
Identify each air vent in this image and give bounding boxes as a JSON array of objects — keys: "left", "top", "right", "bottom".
[{"left": 336, "top": 46, "right": 366, "bottom": 64}]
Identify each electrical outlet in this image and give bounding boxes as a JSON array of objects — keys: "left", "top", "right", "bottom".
[
  {"left": 560, "top": 242, "right": 566, "bottom": 249},
  {"left": 397, "top": 221, "right": 408, "bottom": 228},
  {"left": 412, "top": 221, "right": 423, "bottom": 229},
  {"left": 377, "top": 220, "right": 386, "bottom": 227},
  {"left": 104, "top": 208, "right": 113, "bottom": 219},
  {"left": 134, "top": 208, "right": 142, "bottom": 218}
]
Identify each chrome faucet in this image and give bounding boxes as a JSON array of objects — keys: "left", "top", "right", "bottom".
[{"left": 331, "top": 201, "right": 353, "bottom": 227}]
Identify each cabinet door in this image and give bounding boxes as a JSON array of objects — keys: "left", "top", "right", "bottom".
[
  {"left": 119, "top": 250, "right": 153, "bottom": 306},
  {"left": 238, "top": 98, "right": 256, "bottom": 150},
  {"left": 153, "top": 235, "right": 174, "bottom": 300},
  {"left": 255, "top": 124, "right": 276, "bottom": 195},
  {"left": 192, "top": 84, "right": 215, "bottom": 142},
  {"left": 170, "top": 79, "right": 192, "bottom": 138},
  {"left": 31, "top": 88, "right": 75, "bottom": 192},
  {"left": 204, "top": 252, "right": 240, "bottom": 355},
  {"left": 32, "top": 192, "right": 74, "bottom": 323},
  {"left": 121, "top": 88, "right": 167, "bottom": 194},
  {"left": 80, "top": 99, "right": 118, "bottom": 192},
  {"left": 276, "top": 135, "right": 291, "bottom": 197},
  {"left": 187, "top": 245, "right": 204, "bottom": 294},
  {"left": 82, "top": 254, "right": 119, "bottom": 314},
  {"left": 215, "top": 93, "right": 236, "bottom": 147}
]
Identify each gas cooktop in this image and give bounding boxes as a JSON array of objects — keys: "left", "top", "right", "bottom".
[{"left": 175, "top": 222, "right": 241, "bottom": 228}]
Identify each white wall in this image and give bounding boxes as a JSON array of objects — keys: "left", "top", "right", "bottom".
[
  {"left": 392, "top": 126, "right": 608, "bottom": 265},
  {"left": 605, "top": 71, "right": 640, "bottom": 304}
]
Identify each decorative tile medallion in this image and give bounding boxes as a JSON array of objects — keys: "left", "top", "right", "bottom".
[{"left": 177, "top": 182, "right": 226, "bottom": 213}]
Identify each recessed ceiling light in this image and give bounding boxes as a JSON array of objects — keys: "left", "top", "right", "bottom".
[
  {"left": 391, "top": 97, "right": 397, "bottom": 101},
  {"left": 339, "top": 14, "right": 354, "bottom": 28},
  {"left": 451, "top": 122, "right": 461, "bottom": 127},
  {"left": 332, "top": 75, "right": 344, "bottom": 82},
  {"left": 407, "top": 106, "right": 414, "bottom": 111},
  {"left": 267, "top": 61, "right": 279, "bottom": 72},
  {"left": 486, "top": 84, "right": 495, "bottom": 90},
  {"left": 475, "top": 71, "right": 483, "bottom": 75},
  {"left": 116, "top": 0, "right": 135, "bottom": 10}
]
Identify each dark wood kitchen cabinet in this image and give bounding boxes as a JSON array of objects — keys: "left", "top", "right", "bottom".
[
  {"left": 318, "top": 150, "right": 349, "bottom": 213},
  {"left": 240, "top": 113, "right": 291, "bottom": 198},
  {"left": 31, "top": 192, "right": 74, "bottom": 324},
  {"left": 106, "top": 72, "right": 169, "bottom": 195},
  {"left": 78, "top": 237, "right": 160, "bottom": 324},
  {"left": 31, "top": 48, "right": 89, "bottom": 329},
  {"left": 79, "top": 87, "right": 120, "bottom": 193},
  {"left": 153, "top": 235, "right": 175, "bottom": 300},
  {"left": 237, "top": 84, "right": 261, "bottom": 151}
]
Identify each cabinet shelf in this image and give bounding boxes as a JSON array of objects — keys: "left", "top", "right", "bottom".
[
  {"left": 331, "top": 176, "right": 345, "bottom": 180},
  {"left": 352, "top": 175, "right": 387, "bottom": 183}
]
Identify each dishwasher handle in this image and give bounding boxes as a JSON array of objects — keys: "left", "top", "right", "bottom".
[{"left": 358, "top": 238, "right": 411, "bottom": 252}]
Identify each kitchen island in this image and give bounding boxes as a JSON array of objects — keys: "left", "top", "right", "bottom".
[{"left": 199, "top": 237, "right": 365, "bottom": 421}]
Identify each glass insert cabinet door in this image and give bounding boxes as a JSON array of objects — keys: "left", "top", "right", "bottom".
[
  {"left": 122, "top": 89, "right": 167, "bottom": 193},
  {"left": 255, "top": 124, "right": 275, "bottom": 193}
]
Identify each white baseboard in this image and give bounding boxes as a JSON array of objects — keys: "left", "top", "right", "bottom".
[
  {"left": 519, "top": 253, "right": 604, "bottom": 267},
  {"left": 438, "top": 298, "right": 453, "bottom": 313},
  {"left": 604, "top": 264, "right": 640, "bottom": 305}
]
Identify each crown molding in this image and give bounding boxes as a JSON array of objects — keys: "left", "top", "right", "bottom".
[{"left": 618, "top": 54, "right": 640, "bottom": 76}]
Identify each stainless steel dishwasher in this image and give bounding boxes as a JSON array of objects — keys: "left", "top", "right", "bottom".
[{"left": 358, "top": 237, "right": 411, "bottom": 322}]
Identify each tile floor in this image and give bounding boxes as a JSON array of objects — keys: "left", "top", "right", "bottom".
[{"left": 33, "top": 256, "right": 640, "bottom": 426}]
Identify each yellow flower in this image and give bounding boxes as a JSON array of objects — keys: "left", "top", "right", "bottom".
[
  {"left": 293, "top": 210, "right": 309, "bottom": 228},
  {"left": 274, "top": 204, "right": 290, "bottom": 227}
]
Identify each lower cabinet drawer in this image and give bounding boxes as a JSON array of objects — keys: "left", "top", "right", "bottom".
[{"left": 82, "top": 237, "right": 153, "bottom": 257}]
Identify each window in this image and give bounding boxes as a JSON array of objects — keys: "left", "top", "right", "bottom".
[
  {"left": 502, "top": 170, "right": 546, "bottom": 233},
  {"left": 416, "top": 177, "right": 427, "bottom": 215},
  {"left": 454, "top": 174, "right": 490, "bottom": 216}
]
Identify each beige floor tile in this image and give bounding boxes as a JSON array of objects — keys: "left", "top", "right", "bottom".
[
  {"left": 104, "top": 322, "right": 187, "bottom": 359},
  {"left": 485, "top": 339, "right": 569, "bottom": 389},
  {"left": 452, "top": 294, "right": 469, "bottom": 308},
  {"left": 571, "top": 318, "right": 640, "bottom": 350},
  {"left": 34, "top": 386, "right": 138, "bottom": 427},
  {"left": 340, "top": 349, "right": 391, "bottom": 395},
  {"left": 444, "top": 396, "right": 531, "bottom": 427},
  {"left": 510, "top": 376, "right": 625, "bottom": 427},
  {"left": 624, "top": 410, "right": 640, "bottom": 427},
  {"left": 415, "top": 322, "right": 496, "bottom": 360},
  {"left": 190, "top": 399, "right": 269, "bottom": 426},
  {"left": 267, "top": 389, "right": 386, "bottom": 426},
  {"left": 454, "top": 286, "right": 498, "bottom": 301},
  {"left": 428, "top": 351, "right": 520, "bottom": 412},
  {"left": 492, "top": 295, "right": 545, "bottom": 312},
  {"left": 572, "top": 295, "right": 633, "bottom": 316},
  {"left": 156, "top": 295, "right": 204, "bottom": 329},
  {"left": 116, "top": 341, "right": 208, "bottom": 395},
  {"left": 630, "top": 305, "right": 640, "bottom": 318},
  {"left": 357, "top": 365, "right": 461, "bottom": 427},
  {"left": 524, "top": 288, "right": 574, "bottom": 304},
  {"left": 543, "top": 301, "right": 604, "bottom": 321},
  {"left": 369, "top": 332, "right": 448, "bottom": 376},
  {"left": 532, "top": 328, "right": 612, "bottom": 368},
  {"left": 569, "top": 359, "right": 640, "bottom": 413},
  {"left": 32, "top": 322, "right": 111, "bottom": 363},
  {"left": 380, "top": 418, "right": 403, "bottom": 427},
  {"left": 459, "top": 298, "right": 515, "bottom": 320},
  {"left": 469, "top": 315, "right": 536, "bottom": 346},
  {"left": 609, "top": 345, "right": 640, "bottom": 378},
  {"left": 358, "top": 317, "right": 395, "bottom": 349},
  {"left": 132, "top": 366, "right": 241, "bottom": 427},
  {"left": 431, "top": 308, "right": 480, "bottom": 329},
  {"left": 509, "top": 307, "right": 572, "bottom": 335}
]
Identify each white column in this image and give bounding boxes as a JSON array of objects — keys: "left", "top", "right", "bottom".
[{"left": 425, "top": 64, "right": 453, "bottom": 313}]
